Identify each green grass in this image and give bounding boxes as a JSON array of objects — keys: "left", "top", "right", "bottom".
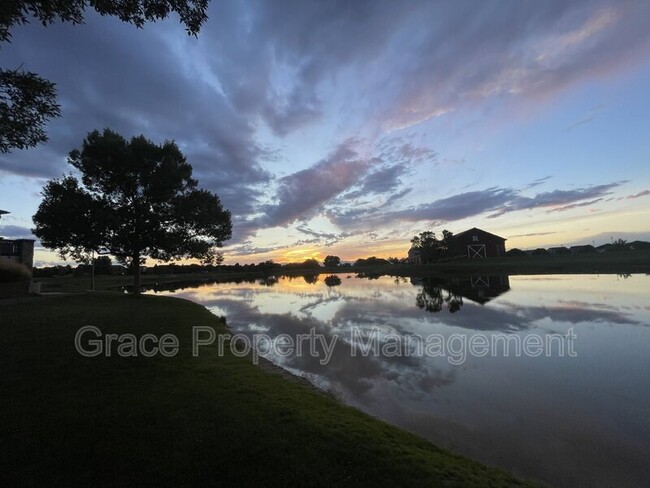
[{"left": 0, "top": 293, "right": 536, "bottom": 487}]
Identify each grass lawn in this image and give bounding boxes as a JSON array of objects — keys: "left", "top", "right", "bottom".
[{"left": 0, "top": 293, "right": 536, "bottom": 487}]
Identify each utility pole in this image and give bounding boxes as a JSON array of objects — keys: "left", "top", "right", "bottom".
[{"left": 90, "top": 250, "right": 95, "bottom": 291}]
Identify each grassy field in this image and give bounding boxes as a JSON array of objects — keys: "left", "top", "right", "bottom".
[{"left": 0, "top": 293, "right": 536, "bottom": 487}]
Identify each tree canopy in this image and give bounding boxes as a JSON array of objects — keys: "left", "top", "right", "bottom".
[
  {"left": 323, "top": 255, "right": 341, "bottom": 267},
  {"left": 0, "top": 69, "right": 60, "bottom": 153},
  {"left": 410, "top": 230, "right": 454, "bottom": 263},
  {"left": 355, "top": 256, "right": 389, "bottom": 267},
  {"left": 0, "top": 0, "right": 209, "bottom": 153},
  {"left": 33, "top": 128, "right": 232, "bottom": 292}
]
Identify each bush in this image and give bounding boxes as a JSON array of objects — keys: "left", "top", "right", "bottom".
[{"left": 0, "top": 260, "right": 32, "bottom": 282}]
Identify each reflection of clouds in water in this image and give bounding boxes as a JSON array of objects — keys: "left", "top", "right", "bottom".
[
  {"left": 207, "top": 297, "right": 457, "bottom": 403},
  {"left": 169, "top": 275, "right": 647, "bottom": 414},
  {"left": 495, "top": 301, "right": 640, "bottom": 326},
  {"left": 150, "top": 274, "right": 650, "bottom": 487}
]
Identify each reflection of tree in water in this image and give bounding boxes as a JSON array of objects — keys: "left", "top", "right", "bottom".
[
  {"left": 258, "top": 275, "right": 279, "bottom": 286},
  {"left": 303, "top": 274, "right": 319, "bottom": 284},
  {"left": 415, "top": 278, "right": 464, "bottom": 313},
  {"left": 131, "top": 276, "right": 259, "bottom": 293},
  {"left": 356, "top": 271, "right": 381, "bottom": 280},
  {"left": 324, "top": 275, "right": 342, "bottom": 287}
]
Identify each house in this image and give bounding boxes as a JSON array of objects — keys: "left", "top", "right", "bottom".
[
  {"left": 548, "top": 246, "right": 570, "bottom": 255},
  {"left": 447, "top": 227, "right": 506, "bottom": 258},
  {"left": 0, "top": 210, "right": 36, "bottom": 270},
  {"left": 569, "top": 245, "right": 596, "bottom": 254}
]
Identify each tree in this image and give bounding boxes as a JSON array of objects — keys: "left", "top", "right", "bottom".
[
  {"left": 354, "top": 256, "right": 389, "bottom": 267},
  {"left": 0, "top": 0, "right": 209, "bottom": 153},
  {"left": 410, "top": 230, "right": 453, "bottom": 263},
  {"left": 94, "top": 255, "right": 112, "bottom": 275},
  {"left": 0, "top": 69, "right": 61, "bottom": 152},
  {"left": 323, "top": 255, "right": 341, "bottom": 267},
  {"left": 300, "top": 258, "right": 321, "bottom": 269},
  {"left": 33, "top": 128, "right": 232, "bottom": 293}
]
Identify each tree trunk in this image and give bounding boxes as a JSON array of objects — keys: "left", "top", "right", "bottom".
[{"left": 133, "top": 251, "right": 141, "bottom": 295}]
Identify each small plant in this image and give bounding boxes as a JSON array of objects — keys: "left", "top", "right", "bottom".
[{"left": 0, "top": 260, "right": 32, "bottom": 282}]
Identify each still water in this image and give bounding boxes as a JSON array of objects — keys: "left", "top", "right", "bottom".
[{"left": 146, "top": 273, "right": 650, "bottom": 487}]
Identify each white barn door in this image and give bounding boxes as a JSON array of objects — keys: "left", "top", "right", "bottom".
[{"left": 467, "top": 244, "right": 486, "bottom": 258}]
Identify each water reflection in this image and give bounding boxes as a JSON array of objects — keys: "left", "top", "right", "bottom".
[
  {"left": 324, "top": 275, "right": 341, "bottom": 287},
  {"left": 145, "top": 273, "right": 650, "bottom": 488}
]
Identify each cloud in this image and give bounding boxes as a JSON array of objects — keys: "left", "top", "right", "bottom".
[
  {"left": 508, "top": 231, "right": 558, "bottom": 239},
  {"left": 255, "top": 136, "right": 437, "bottom": 234},
  {"left": 0, "top": 225, "right": 35, "bottom": 239},
  {"left": 488, "top": 183, "right": 620, "bottom": 217},
  {"left": 259, "top": 139, "right": 371, "bottom": 228},
  {"left": 524, "top": 176, "right": 552, "bottom": 189},
  {"left": 330, "top": 182, "right": 623, "bottom": 231},
  {"left": 547, "top": 198, "right": 603, "bottom": 212},
  {"left": 627, "top": 190, "right": 650, "bottom": 199},
  {"left": 380, "top": 1, "right": 650, "bottom": 130},
  {"left": 0, "top": 11, "right": 271, "bottom": 222},
  {"left": 1, "top": 1, "right": 647, "bottom": 260}
]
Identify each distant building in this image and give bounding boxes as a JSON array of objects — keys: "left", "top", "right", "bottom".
[
  {"left": 569, "top": 245, "right": 596, "bottom": 254},
  {"left": 448, "top": 227, "right": 506, "bottom": 258},
  {"left": 0, "top": 210, "right": 36, "bottom": 270},
  {"left": 547, "top": 246, "right": 570, "bottom": 255}
]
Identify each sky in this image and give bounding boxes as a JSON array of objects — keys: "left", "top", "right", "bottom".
[{"left": 1, "top": 0, "right": 650, "bottom": 265}]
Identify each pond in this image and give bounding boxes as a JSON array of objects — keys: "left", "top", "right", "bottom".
[{"left": 144, "top": 273, "right": 650, "bottom": 488}]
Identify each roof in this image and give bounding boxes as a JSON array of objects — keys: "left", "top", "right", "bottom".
[{"left": 451, "top": 227, "right": 507, "bottom": 241}]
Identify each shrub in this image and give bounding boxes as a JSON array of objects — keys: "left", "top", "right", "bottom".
[{"left": 0, "top": 260, "right": 32, "bottom": 282}]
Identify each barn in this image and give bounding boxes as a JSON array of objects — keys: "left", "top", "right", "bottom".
[{"left": 448, "top": 227, "right": 506, "bottom": 258}]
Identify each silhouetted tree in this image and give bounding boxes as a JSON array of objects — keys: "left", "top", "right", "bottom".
[
  {"left": 354, "top": 256, "right": 389, "bottom": 267},
  {"left": 301, "top": 258, "right": 321, "bottom": 269},
  {"left": 1, "top": 0, "right": 209, "bottom": 153},
  {"left": 94, "top": 255, "right": 112, "bottom": 275},
  {"left": 33, "top": 129, "right": 232, "bottom": 294},
  {"left": 0, "top": 69, "right": 60, "bottom": 152},
  {"left": 410, "top": 230, "right": 454, "bottom": 263},
  {"left": 323, "top": 255, "right": 341, "bottom": 267}
]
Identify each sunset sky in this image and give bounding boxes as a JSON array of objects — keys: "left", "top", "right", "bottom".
[{"left": 1, "top": 0, "right": 650, "bottom": 265}]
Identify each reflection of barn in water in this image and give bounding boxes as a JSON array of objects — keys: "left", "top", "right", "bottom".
[
  {"left": 410, "top": 275, "right": 510, "bottom": 313},
  {"left": 447, "top": 275, "right": 510, "bottom": 304}
]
